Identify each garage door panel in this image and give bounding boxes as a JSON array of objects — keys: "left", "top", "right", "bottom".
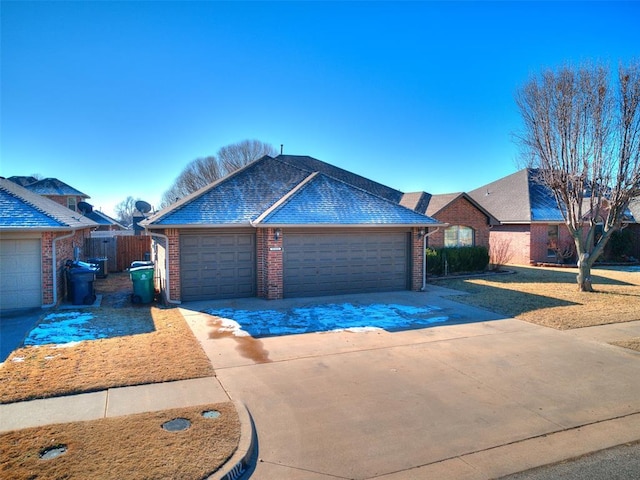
[
  {"left": 0, "top": 238, "right": 42, "bottom": 310},
  {"left": 284, "top": 231, "right": 409, "bottom": 298},
  {"left": 180, "top": 232, "right": 256, "bottom": 301}
]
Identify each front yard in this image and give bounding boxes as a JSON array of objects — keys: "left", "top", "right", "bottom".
[{"left": 432, "top": 265, "right": 640, "bottom": 332}]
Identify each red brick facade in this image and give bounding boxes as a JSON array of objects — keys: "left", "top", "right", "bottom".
[
  {"left": 410, "top": 227, "right": 426, "bottom": 291},
  {"left": 489, "top": 223, "right": 574, "bottom": 265},
  {"left": 428, "top": 197, "right": 490, "bottom": 249},
  {"left": 154, "top": 226, "right": 427, "bottom": 302},
  {"left": 256, "top": 227, "right": 284, "bottom": 299},
  {"left": 42, "top": 229, "right": 91, "bottom": 306}
]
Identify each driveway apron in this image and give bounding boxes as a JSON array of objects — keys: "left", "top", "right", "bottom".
[{"left": 180, "top": 290, "right": 640, "bottom": 480}]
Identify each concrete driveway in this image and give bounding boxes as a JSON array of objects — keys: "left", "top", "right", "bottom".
[
  {"left": 0, "top": 308, "right": 43, "bottom": 362},
  {"left": 180, "top": 287, "right": 640, "bottom": 480}
]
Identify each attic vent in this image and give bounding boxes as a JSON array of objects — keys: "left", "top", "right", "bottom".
[{"left": 486, "top": 189, "right": 491, "bottom": 196}]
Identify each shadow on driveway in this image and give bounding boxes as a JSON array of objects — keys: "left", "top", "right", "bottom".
[{"left": 0, "top": 308, "right": 43, "bottom": 362}]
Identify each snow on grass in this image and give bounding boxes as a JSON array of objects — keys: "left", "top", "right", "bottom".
[
  {"left": 23, "top": 311, "right": 108, "bottom": 346},
  {"left": 207, "top": 303, "right": 449, "bottom": 338}
]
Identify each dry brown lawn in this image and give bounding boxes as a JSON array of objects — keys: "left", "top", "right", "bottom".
[
  {"left": 0, "top": 273, "right": 214, "bottom": 403},
  {"left": 0, "top": 402, "right": 240, "bottom": 480},
  {"left": 0, "top": 306, "right": 214, "bottom": 404},
  {"left": 0, "top": 273, "right": 239, "bottom": 479},
  {"left": 431, "top": 265, "right": 640, "bottom": 330}
]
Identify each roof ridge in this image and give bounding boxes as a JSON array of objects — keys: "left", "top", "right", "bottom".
[
  {"left": 257, "top": 171, "right": 441, "bottom": 225},
  {"left": 252, "top": 172, "right": 319, "bottom": 225}
]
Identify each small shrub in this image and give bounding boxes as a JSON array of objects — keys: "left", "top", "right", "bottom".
[
  {"left": 489, "top": 237, "right": 514, "bottom": 271},
  {"left": 427, "top": 246, "right": 489, "bottom": 276}
]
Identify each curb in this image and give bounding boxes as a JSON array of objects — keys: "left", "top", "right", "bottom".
[{"left": 209, "top": 400, "right": 256, "bottom": 480}]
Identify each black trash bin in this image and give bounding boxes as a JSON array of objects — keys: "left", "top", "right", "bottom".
[
  {"left": 66, "top": 263, "right": 97, "bottom": 305},
  {"left": 88, "top": 257, "right": 108, "bottom": 278}
]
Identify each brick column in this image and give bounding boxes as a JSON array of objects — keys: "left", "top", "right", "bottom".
[
  {"left": 256, "top": 227, "right": 284, "bottom": 299},
  {"left": 42, "top": 232, "right": 54, "bottom": 305},
  {"left": 410, "top": 227, "right": 425, "bottom": 291},
  {"left": 166, "top": 229, "right": 181, "bottom": 301}
]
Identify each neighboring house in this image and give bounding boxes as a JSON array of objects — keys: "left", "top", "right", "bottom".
[
  {"left": 83, "top": 206, "right": 128, "bottom": 232},
  {"left": 142, "top": 154, "right": 445, "bottom": 302},
  {"left": 468, "top": 168, "right": 639, "bottom": 265},
  {"left": 0, "top": 178, "right": 97, "bottom": 310},
  {"left": 423, "top": 192, "right": 497, "bottom": 249},
  {"left": 10, "top": 177, "right": 90, "bottom": 212}
]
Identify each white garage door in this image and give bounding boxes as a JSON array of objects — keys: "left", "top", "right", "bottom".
[{"left": 0, "top": 238, "right": 42, "bottom": 310}]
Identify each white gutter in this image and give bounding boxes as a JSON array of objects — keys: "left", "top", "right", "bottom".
[
  {"left": 148, "top": 231, "right": 181, "bottom": 305},
  {"left": 421, "top": 227, "right": 441, "bottom": 291},
  {"left": 42, "top": 229, "right": 76, "bottom": 308}
]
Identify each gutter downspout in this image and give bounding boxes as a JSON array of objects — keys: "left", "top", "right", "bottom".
[
  {"left": 43, "top": 229, "right": 76, "bottom": 308},
  {"left": 421, "top": 227, "right": 440, "bottom": 291},
  {"left": 148, "top": 231, "right": 181, "bottom": 305}
]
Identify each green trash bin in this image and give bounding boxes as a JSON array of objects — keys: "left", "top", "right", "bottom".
[{"left": 129, "top": 266, "right": 155, "bottom": 304}]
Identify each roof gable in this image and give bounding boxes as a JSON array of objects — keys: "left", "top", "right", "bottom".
[
  {"left": 24, "top": 178, "right": 89, "bottom": 198},
  {"left": 256, "top": 173, "right": 440, "bottom": 226},
  {"left": 0, "top": 178, "right": 97, "bottom": 230}
]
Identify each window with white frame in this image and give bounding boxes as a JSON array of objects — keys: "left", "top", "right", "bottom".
[
  {"left": 67, "top": 197, "right": 77, "bottom": 211},
  {"left": 444, "top": 226, "right": 474, "bottom": 247}
]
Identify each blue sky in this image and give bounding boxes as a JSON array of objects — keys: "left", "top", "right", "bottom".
[{"left": 1, "top": 1, "right": 638, "bottom": 217}]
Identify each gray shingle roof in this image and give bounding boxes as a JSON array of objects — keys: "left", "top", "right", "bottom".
[
  {"left": 7, "top": 176, "right": 38, "bottom": 187},
  {"left": 468, "top": 169, "right": 564, "bottom": 223},
  {"left": 145, "top": 155, "right": 442, "bottom": 228},
  {"left": 256, "top": 173, "right": 440, "bottom": 226},
  {"left": 0, "top": 178, "right": 98, "bottom": 230},
  {"left": 400, "top": 192, "right": 431, "bottom": 214},
  {"left": 23, "top": 178, "right": 89, "bottom": 198}
]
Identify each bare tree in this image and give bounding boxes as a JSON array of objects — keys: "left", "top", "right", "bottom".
[
  {"left": 115, "top": 196, "right": 138, "bottom": 226},
  {"left": 160, "top": 139, "right": 277, "bottom": 208},
  {"left": 217, "top": 139, "right": 277, "bottom": 173},
  {"left": 515, "top": 61, "right": 640, "bottom": 291}
]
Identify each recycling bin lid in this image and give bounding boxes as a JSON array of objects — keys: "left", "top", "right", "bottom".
[{"left": 131, "top": 261, "right": 154, "bottom": 268}]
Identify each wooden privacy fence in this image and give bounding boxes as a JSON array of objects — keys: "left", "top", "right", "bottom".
[{"left": 84, "top": 235, "right": 152, "bottom": 272}]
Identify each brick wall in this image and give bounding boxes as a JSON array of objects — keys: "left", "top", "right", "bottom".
[
  {"left": 488, "top": 225, "right": 531, "bottom": 265},
  {"left": 42, "top": 229, "right": 91, "bottom": 305},
  {"left": 165, "top": 229, "right": 181, "bottom": 302},
  {"left": 411, "top": 227, "right": 425, "bottom": 291},
  {"left": 256, "top": 227, "right": 283, "bottom": 300},
  {"left": 429, "top": 197, "right": 490, "bottom": 248}
]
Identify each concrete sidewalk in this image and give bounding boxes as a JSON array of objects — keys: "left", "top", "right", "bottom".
[
  {"left": 0, "top": 377, "right": 229, "bottom": 432},
  {"left": 180, "top": 290, "right": 640, "bottom": 480}
]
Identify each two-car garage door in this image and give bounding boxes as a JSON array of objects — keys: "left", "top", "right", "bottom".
[
  {"left": 283, "top": 230, "right": 409, "bottom": 298},
  {"left": 179, "top": 229, "right": 410, "bottom": 301}
]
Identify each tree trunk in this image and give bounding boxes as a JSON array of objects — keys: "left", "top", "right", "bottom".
[{"left": 577, "top": 253, "right": 594, "bottom": 292}]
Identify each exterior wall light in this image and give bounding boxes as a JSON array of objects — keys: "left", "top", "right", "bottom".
[{"left": 274, "top": 228, "right": 282, "bottom": 240}]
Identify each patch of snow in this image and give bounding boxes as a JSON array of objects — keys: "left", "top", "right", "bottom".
[
  {"left": 207, "top": 302, "right": 449, "bottom": 338},
  {"left": 23, "top": 311, "right": 107, "bottom": 346}
]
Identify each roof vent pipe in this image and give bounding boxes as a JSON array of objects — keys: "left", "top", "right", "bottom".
[{"left": 280, "top": 144, "right": 283, "bottom": 155}]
